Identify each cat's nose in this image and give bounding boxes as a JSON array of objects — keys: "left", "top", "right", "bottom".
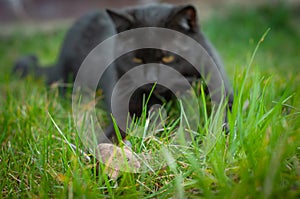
[{"left": 144, "top": 65, "right": 159, "bottom": 82}]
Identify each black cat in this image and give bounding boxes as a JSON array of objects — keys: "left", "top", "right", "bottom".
[{"left": 13, "top": 4, "right": 233, "bottom": 142}]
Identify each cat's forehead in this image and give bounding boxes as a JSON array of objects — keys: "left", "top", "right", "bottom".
[{"left": 124, "top": 4, "right": 176, "bottom": 26}]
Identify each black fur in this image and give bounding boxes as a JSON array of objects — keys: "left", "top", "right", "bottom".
[{"left": 13, "top": 4, "right": 233, "bottom": 142}]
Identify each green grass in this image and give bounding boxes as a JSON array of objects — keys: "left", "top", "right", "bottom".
[{"left": 1, "top": 5, "right": 300, "bottom": 198}]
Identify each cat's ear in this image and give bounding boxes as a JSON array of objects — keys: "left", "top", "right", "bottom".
[
  {"left": 106, "top": 9, "right": 132, "bottom": 32},
  {"left": 171, "top": 5, "right": 198, "bottom": 32}
]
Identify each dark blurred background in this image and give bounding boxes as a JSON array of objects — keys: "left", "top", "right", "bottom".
[
  {"left": 0, "top": 0, "right": 298, "bottom": 37},
  {"left": 2, "top": 0, "right": 299, "bottom": 24}
]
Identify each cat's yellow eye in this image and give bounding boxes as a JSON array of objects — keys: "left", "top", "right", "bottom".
[
  {"left": 162, "top": 55, "right": 175, "bottom": 63},
  {"left": 132, "top": 57, "right": 143, "bottom": 64}
]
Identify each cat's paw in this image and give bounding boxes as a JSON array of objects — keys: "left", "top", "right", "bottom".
[{"left": 13, "top": 54, "right": 38, "bottom": 77}]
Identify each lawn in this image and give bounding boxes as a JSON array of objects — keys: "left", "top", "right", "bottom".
[{"left": 1, "top": 4, "right": 299, "bottom": 198}]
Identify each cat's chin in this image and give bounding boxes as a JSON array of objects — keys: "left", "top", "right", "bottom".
[{"left": 140, "top": 84, "right": 169, "bottom": 95}]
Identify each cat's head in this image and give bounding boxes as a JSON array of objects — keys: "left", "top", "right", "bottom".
[{"left": 106, "top": 4, "right": 202, "bottom": 94}]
